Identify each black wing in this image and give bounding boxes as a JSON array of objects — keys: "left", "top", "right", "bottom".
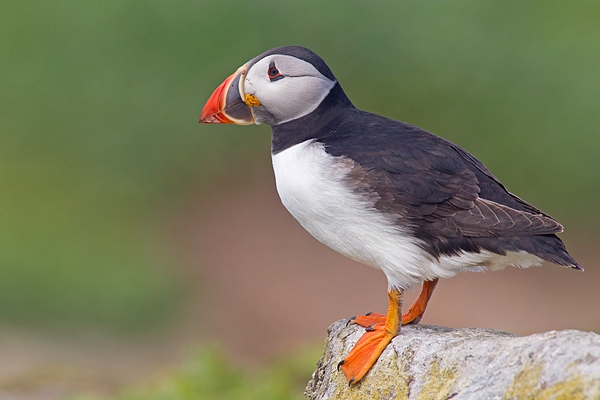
[{"left": 323, "top": 111, "right": 563, "bottom": 241}]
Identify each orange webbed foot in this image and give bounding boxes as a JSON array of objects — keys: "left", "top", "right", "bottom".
[
  {"left": 340, "top": 280, "right": 440, "bottom": 385},
  {"left": 351, "top": 312, "right": 386, "bottom": 328},
  {"left": 340, "top": 290, "right": 403, "bottom": 385},
  {"left": 339, "top": 323, "right": 396, "bottom": 384},
  {"left": 350, "top": 307, "right": 427, "bottom": 329}
]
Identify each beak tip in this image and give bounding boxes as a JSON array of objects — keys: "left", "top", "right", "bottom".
[
  {"left": 199, "top": 115, "right": 218, "bottom": 124},
  {"left": 199, "top": 106, "right": 235, "bottom": 124}
]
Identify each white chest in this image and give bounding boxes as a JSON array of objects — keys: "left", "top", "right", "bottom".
[
  {"left": 271, "top": 140, "right": 433, "bottom": 288},
  {"left": 272, "top": 140, "right": 373, "bottom": 254}
]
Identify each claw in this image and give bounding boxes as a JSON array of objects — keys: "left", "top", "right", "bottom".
[{"left": 337, "top": 360, "right": 345, "bottom": 371}]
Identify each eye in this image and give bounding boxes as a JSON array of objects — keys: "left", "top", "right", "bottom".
[{"left": 267, "top": 61, "right": 284, "bottom": 82}]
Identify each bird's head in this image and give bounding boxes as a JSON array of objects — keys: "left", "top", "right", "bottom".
[{"left": 200, "top": 46, "right": 337, "bottom": 126}]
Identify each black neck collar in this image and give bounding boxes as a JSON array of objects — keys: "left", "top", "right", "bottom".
[{"left": 271, "top": 83, "right": 354, "bottom": 154}]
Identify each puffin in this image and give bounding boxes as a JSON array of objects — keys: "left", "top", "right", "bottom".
[{"left": 199, "top": 45, "right": 581, "bottom": 385}]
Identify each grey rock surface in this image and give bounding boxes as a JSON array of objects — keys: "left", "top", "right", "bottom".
[{"left": 306, "top": 320, "right": 600, "bottom": 400}]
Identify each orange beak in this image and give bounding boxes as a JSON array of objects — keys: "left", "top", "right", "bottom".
[{"left": 200, "top": 66, "right": 255, "bottom": 125}]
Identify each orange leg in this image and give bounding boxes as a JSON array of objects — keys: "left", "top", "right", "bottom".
[
  {"left": 352, "top": 279, "right": 439, "bottom": 328},
  {"left": 401, "top": 278, "right": 438, "bottom": 325},
  {"left": 340, "top": 289, "right": 403, "bottom": 385}
]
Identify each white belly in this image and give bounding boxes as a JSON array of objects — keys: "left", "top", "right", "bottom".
[{"left": 271, "top": 140, "right": 542, "bottom": 289}]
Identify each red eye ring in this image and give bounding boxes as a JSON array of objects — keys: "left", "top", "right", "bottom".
[{"left": 268, "top": 61, "right": 283, "bottom": 81}]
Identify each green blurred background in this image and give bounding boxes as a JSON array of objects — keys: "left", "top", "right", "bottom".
[{"left": 1, "top": 1, "right": 599, "bottom": 398}]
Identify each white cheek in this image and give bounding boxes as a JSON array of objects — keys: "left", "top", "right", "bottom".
[
  {"left": 280, "top": 78, "right": 334, "bottom": 120},
  {"left": 248, "top": 76, "right": 335, "bottom": 124}
]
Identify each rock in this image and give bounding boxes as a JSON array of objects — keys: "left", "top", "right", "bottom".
[{"left": 305, "top": 320, "right": 600, "bottom": 400}]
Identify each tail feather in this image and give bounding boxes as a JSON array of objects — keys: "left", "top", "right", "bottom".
[{"left": 472, "top": 234, "right": 582, "bottom": 271}]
